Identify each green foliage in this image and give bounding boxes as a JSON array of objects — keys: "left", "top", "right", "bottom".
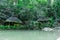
[
  {"left": 0, "top": 0, "right": 59, "bottom": 30},
  {"left": 53, "top": 0, "right": 60, "bottom": 18}
]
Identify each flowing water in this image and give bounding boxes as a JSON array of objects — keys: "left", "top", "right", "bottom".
[{"left": 0, "top": 30, "right": 58, "bottom": 40}]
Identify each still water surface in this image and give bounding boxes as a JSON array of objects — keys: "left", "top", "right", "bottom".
[{"left": 0, "top": 30, "right": 58, "bottom": 40}]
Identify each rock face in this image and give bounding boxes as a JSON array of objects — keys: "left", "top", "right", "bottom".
[{"left": 42, "top": 27, "right": 54, "bottom": 31}]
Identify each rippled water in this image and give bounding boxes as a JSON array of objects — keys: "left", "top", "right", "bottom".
[{"left": 0, "top": 30, "right": 58, "bottom": 40}]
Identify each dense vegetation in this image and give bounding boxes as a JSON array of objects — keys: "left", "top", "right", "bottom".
[{"left": 0, "top": 0, "right": 60, "bottom": 30}]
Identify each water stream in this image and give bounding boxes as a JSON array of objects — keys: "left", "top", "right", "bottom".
[{"left": 0, "top": 30, "right": 58, "bottom": 40}]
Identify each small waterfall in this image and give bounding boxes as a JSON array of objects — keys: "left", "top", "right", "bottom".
[{"left": 42, "top": 27, "right": 54, "bottom": 31}]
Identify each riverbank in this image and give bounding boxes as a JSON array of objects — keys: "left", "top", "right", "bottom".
[{"left": 0, "top": 25, "right": 55, "bottom": 30}]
